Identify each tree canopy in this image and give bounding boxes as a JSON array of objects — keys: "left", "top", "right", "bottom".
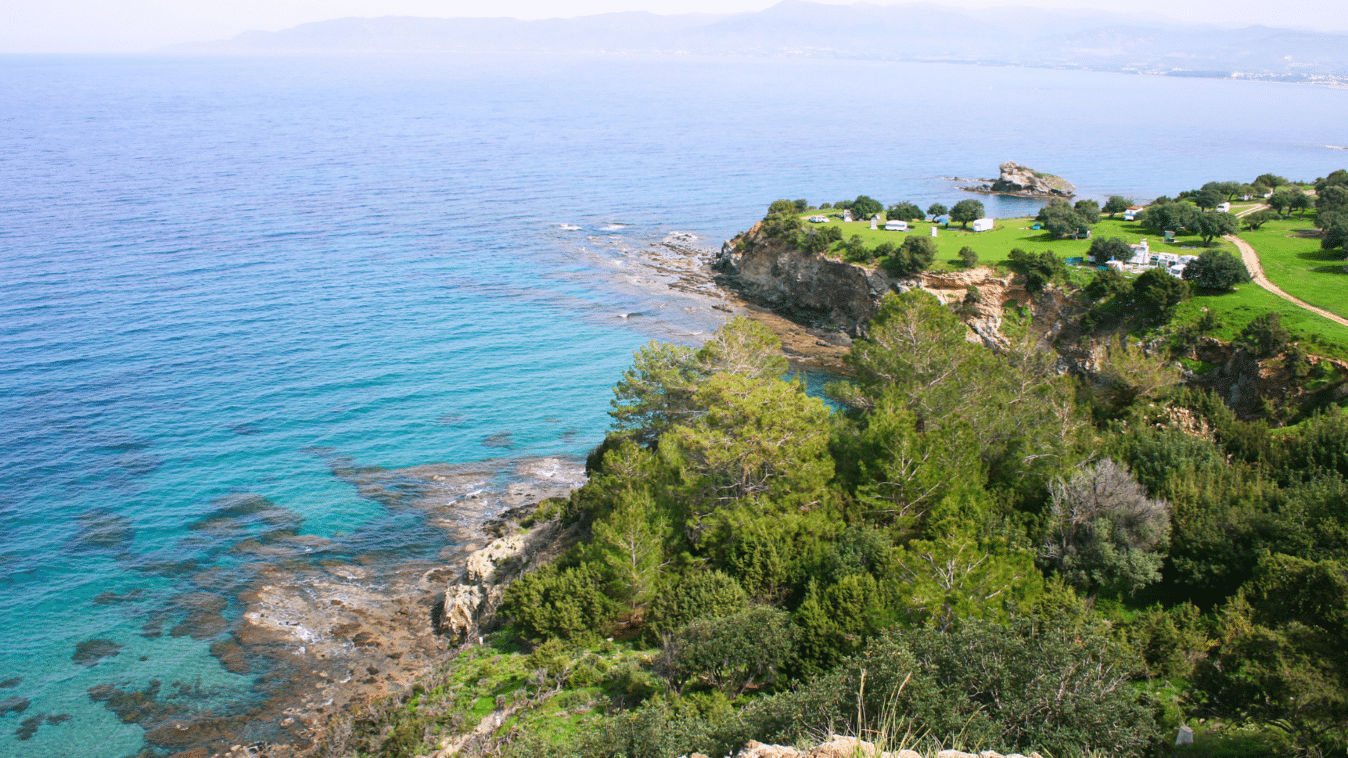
[{"left": 949, "top": 199, "right": 984, "bottom": 229}]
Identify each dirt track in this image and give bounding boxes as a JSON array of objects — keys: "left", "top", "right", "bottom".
[{"left": 1224, "top": 232, "right": 1348, "bottom": 329}]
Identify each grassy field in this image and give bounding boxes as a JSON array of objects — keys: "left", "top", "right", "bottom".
[
  {"left": 1172, "top": 284, "right": 1348, "bottom": 361},
  {"left": 798, "top": 208, "right": 1348, "bottom": 359},
  {"left": 801, "top": 210, "right": 1238, "bottom": 269},
  {"left": 1238, "top": 210, "right": 1348, "bottom": 319}
]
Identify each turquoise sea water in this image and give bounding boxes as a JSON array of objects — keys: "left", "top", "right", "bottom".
[{"left": 1, "top": 52, "right": 1344, "bottom": 756}]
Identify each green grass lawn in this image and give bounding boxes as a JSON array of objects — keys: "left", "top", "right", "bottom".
[
  {"left": 797, "top": 209, "right": 1348, "bottom": 359},
  {"left": 1171, "top": 284, "right": 1348, "bottom": 360},
  {"left": 1238, "top": 211, "right": 1348, "bottom": 319},
  {"left": 801, "top": 211, "right": 1236, "bottom": 269}
]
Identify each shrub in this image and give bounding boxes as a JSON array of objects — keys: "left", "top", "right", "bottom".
[
  {"left": 882, "top": 236, "right": 937, "bottom": 277},
  {"left": 743, "top": 616, "right": 1159, "bottom": 757},
  {"left": 501, "top": 562, "right": 617, "bottom": 641},
  {"left": 1042, "top": 459, "right": 1171, "bottom": 594},
  {"left": 1236, "top": 312, "right": 1290, "bottom": 357},
  {"left": 1183, "top": 251, "right": 1250, "bottom": 292},
  {"left": 1133, "top": 268, "right": 1190, "bottom": 322},
  {"left": 659, "top": 606, "right": 794, "bottom": 695},
  {"left": 647, "top": 570, "right": 748, "bottom": 634}
]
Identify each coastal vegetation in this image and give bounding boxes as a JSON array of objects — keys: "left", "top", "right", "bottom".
[{"left": 330, "top": 172, "right": 1348, "bottom": 758}]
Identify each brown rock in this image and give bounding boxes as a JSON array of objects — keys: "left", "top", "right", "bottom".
[
  {"left": 808, "top": 736, "right": 879, "bottom": 758},
  {"left": 739, "top": 740, "right": 802, "bottom": 758}
]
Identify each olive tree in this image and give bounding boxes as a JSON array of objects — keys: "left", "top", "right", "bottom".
[
  {"left": 1042, "top": 459, "right": 1171, "bottom": 594},
  {"left": 949, "top": 199, "right": 984, "bottom": 229}
]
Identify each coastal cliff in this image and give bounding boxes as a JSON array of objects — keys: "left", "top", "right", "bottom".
[{"left": 713, "top": 220, "right": 1072, "bottom": 351}]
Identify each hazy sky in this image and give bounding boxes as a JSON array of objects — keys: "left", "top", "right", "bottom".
[{"left": 4, "top": 0, "right": 1345, "bottom": 53}]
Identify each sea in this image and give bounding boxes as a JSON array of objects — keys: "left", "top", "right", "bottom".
[{"left": 1, "top": 51, "right": 1344, "bottom": 757}]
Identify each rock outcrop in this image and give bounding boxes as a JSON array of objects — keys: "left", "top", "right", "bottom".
[
  {"left": 715, "top": 223, "right": 893, "bottom": 334},
  {"left": 714, "top": 224, "right": 1041, "bottom": 349},
  {"left": 731, "top": 736, "right": 1044, "bottom": 758},
  {"left": 440, "top": 513, "right": 575, "bottom": 642},
  {"left": 968, "top": 161, "right": 1075, "bottom": 198}
]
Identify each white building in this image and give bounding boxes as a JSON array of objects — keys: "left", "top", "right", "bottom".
[
  {"left": 807, "top": 215, "right": 829, "bottom": 223},
  {"left": 971, "top": 218, "right": 994, "bottom": 232},
  {"left": 842, "top": 209, "right": 854, "bottom": 222},
  {"left": 885, "top": 219, "right": 908, "bottom": 231},
  {"left": 1216, "top": 202, "right": 1231, "bottom": 213},
  {"left": 1124, "top": 205, "right": 1146, "bottom": 221}
]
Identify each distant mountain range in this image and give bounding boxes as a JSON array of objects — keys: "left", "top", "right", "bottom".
[{"left": 172, "top": 0, "right": 1348, "bottom": 82}]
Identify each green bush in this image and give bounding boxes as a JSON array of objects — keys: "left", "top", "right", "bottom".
[
  {"left": 744, "top": 616, "right": 1159, "bottom": 757},
  {"left": 660, "top": 606, "right": 794, "bottom": 695},
  {"left": 647, "top": 570, "right": 748, "bottom": 634},
  {"left": 501, "top": 562, "right": 617, "bottom": 641}
]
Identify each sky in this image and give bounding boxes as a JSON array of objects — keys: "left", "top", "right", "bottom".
[{"left": 2, "top": 0, "right": 1344, "bottom": 53}]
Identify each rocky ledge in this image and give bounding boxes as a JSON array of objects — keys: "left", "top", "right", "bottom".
[
  {"left": 687, "top": 735, "right": 1046, "bottom": 758},
  {"left": 964, "top": 161, "right": 1075, "bottom": 198}
]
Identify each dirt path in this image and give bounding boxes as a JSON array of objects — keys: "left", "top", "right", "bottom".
[{"left": 1224, "top": 233, "right": 1348, "bottom": 329}]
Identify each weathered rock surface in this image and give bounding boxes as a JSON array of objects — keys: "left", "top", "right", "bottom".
[
  {"left": 715, "top": 224, "right": 1041, "bottom": 350},
  {"left": 984, "top": 161, "right": 1075, "bottom": 197},
  {"left": 733, "top": 737, "right": 1040, "bottom": 758},
  {"left": 441, "top": 517, "right": 573, "bottom": 642}
]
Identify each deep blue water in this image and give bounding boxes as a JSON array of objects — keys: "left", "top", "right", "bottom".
[{"left": 1, "top": 52, "right": 1344, "bottom": 756}]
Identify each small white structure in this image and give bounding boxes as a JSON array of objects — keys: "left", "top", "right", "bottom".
[
  {"left": 807, "top": 215, "right": 829, "bottom": 223},
  {"left": 930, "top": 226, "right": 938, "bottom": 237},
  {"left": 1178, "top": 254, "right": 1199, "bottom": 264},
  {"left": 1127, "top": 239, "right": 1151, "bottom": 266},
  {"left": 971, "top": 218, "right": 994, "bottom": 232},
  {"left": 1106, "top": 260, "right": 1125, "bottom": 271},
  {"left": 1123, "top": 205, "right": 1146, "bottom": 221},
  {"left": 842, "top": 209, "right": 854, "bottom": 222},
  {"left": 1216, "top": 201, "right": 1231, "bottom": 213},
  {"left": 885, "top": 219, "right": 908, "bottom": 231},
  {"left": 870, "top": 215, "right": 879, "bottom": 230}
]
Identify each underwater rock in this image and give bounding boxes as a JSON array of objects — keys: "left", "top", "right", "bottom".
[
  {"left": 69, "top": 510, "right": 135, "bottom": 554},
  {"left": 93, "top": 588, "right": 146, "bottom": 605},
  {"left": 15, "top": 714, "right": 41, "bottom": 740},
  {"left": 0, "top": 696, "right": 29, "bottom": 715},
  {"left": 72, "top": 639, "right": 123, "bottom": 667}
]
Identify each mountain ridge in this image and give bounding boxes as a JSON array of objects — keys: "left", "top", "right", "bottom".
[{"left": 168, "top": 0, "right": 1348, "bottom": 82}]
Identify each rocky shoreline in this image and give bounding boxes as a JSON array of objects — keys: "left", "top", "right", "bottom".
[
  {"left": 163, "top": 457, "right": 587, "bottom": 758},
  {"left": 188, "top": 231, "right": 856, "bottom": 758}
]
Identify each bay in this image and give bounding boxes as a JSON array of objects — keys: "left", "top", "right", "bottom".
[{"left": 0, "top": 51, "right": 1343, "bottom": 756}]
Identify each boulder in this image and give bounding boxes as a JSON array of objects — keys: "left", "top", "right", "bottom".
[
  {"left": 808, "top": 736, "right": 880, "bottom": 758},
  {"left": 990, "top": 162, "right": 1075, "bottom": 197},
  {"left": 739, "top": 740, "right": 802, "bottom": 758}
]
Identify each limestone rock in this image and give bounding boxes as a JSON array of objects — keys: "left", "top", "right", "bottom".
[
  {"left": 894, "top": 751, "right": 924, "bottom": 758},
  {"left": 938, "top": 751, "right": 979, "bottom": 758},
  {"left": 808, "top": 736, "right": 880, "bottom": 758},
  {"left": 739, "top": 740, "right": 802, "bottom": 758},
  {"left": 441, "top": 520, "right": 561, "bottom": 640},
  {"left": 990, "top": 162, "right": 1075, "bottom": 197}
]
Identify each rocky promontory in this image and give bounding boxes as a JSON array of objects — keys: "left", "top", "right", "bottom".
[
  {"left": 713, "top": 220, "right": 1069, "bottom": 351},
  {"left": 965, "top": 161, "right": 1075, "bottom": 198}
]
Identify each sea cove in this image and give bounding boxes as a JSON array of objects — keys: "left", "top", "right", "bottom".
[{"left": 1, "top": 52, "right": 1346, "bottom": 757}]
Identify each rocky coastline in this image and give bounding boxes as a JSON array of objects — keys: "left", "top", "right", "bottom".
[{"left": 151, "top": 457, "right": 588, "bottom": 758}]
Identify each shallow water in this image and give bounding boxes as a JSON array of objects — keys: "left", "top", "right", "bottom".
[{"left": 1, "top": 51, "right": 1344, "bottom": 756}]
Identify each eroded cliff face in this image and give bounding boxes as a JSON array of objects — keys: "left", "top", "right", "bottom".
[
  {"left": 714, "top": 222, "right": 891, "bottom": 334},
  {"left": 713, "top": 223, "right": 1063, "bottom": 351}
]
